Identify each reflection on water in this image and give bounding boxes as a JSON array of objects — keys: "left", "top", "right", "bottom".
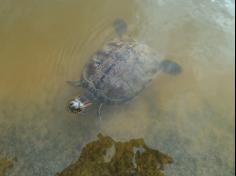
[{"left": 0, "top": 0, "right": 235, "bottom": 175}]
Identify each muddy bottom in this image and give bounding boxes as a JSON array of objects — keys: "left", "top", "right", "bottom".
[{"left": 0, "top": 0, "right": 234, "bottom": 176}]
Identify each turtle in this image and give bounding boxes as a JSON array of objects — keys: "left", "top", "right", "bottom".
[{"left": 66, "top": 19, "right": 182, "bottom": 118}]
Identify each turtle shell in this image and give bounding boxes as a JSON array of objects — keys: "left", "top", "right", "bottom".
[{"left": 81, "top": 38, "right": 163, "bottom": 104}]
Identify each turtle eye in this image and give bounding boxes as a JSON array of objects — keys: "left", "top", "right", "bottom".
[{"left": 68, "top": 106, "right": 81, "bottom": 114}]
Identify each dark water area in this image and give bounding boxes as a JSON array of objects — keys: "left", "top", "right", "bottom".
[{"left": 0, "top": 0, "right": 235, "bottom": 175}]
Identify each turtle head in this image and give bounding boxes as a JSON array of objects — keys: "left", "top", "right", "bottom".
[{"left": 67, "top": 97, "right": 92, "bottom": 114}]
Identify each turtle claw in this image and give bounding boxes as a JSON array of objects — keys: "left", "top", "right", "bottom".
[{"left": 67, "top": 80, "right": 82, "bottom": 87}]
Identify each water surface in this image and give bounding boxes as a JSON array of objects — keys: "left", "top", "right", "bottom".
[{"left": 0, "top": 0, "right": 235, "bottom": 175}]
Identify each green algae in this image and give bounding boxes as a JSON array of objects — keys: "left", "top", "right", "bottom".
[
  {"left": 57, "top": 134, "right": 173, "bottom": 176},
  {"left": 0, "top": 158, "right": 13, "bottom": 176}
]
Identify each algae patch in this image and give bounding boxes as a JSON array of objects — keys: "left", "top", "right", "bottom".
[
  {"left": 57, "top": 134, "right": 173, "bottom": 176},
  {"left": 0, "top": 158, "right": 13, "bottom": 176}
]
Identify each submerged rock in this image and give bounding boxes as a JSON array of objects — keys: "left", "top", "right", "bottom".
[
  {"left": 57, "top": 134, "right": 173, "bottom": 176},
  {"left": 0, "top": 158, "right": 13, "bottom": 176}
]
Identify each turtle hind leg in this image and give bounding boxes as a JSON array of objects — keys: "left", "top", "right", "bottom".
[
  {"left": 160, "top": 60, "right": 182, "bottom": 75},
  {"left": 112, "top": 18, "right": 127, "bottom": 38},
  {"left": 66, "top": 80, "right": 82, "bottom": 87}
]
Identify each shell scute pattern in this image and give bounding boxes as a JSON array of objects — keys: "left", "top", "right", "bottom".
[{"left": 81, "top": 39, "right": 162, "bottom": 104}]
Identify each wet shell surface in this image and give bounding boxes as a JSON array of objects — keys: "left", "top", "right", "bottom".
[{"left": 80, "top": 38, "right": 163, "bottom": 104}]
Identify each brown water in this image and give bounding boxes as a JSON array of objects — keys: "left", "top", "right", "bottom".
[{"left": 0, "top": 0, "right": 235, "bottom": 175}]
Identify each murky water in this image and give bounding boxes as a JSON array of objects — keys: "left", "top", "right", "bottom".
[{"left": 0, "top": 0, "right": 235, "bottom": 175}]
